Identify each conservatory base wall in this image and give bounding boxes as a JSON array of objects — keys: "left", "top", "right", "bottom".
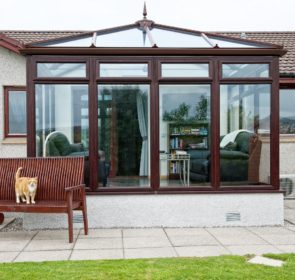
[{"left": 18, "top": 193, "right": 284, "bottom": 230}]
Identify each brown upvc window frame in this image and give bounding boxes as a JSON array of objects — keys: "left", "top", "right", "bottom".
[
  {"left": 219, "top": 57, "right": 273, "bottom": 82},
  {"left": 4, "top": 86, "right": 27, "bottom": 138},
  {"left": 26, "top": 54, "right": 280, "bottom": 194}
]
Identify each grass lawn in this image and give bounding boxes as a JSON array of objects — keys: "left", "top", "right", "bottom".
[{"left": 0, "top": 254, "right": 295, "bottom": 280}]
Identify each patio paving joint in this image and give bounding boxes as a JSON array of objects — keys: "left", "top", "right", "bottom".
[
  {"left": 204, "top": 228, "right": 232, "bottom": 254},
  {"left": 163, "top": 228, "right": 179, "bottom": 257},
  {"left": 69, "top": 229, "right": 81, "bottom": 260},
  {"left": 246, "top": 227, "right": 284, "bottom": 253},
  {"left": 12, "top": 230, "right": 39, "bottom": 262},
  {"left": 121, "top": 229, "right": 125, "bottom": 259}
]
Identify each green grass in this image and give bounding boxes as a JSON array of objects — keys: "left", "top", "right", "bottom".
[{"left": 0, "top": 254, "right": 295, "bottom": 280}]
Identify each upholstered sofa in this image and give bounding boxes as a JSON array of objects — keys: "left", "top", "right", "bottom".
[
  {"left": 187, "top": 131, "right": 262, "bottom": 184},
  {"left": 44, "top": 131, "right": 109, "bottom": 186}
]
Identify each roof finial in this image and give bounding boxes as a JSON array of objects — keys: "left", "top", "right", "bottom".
[{"left": 143, "top": 2, "right": 147, "bottom": 19}]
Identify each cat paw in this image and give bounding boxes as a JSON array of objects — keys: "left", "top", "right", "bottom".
[
  {"left": 26, "top": 202, "right": 30, "bottom": 204},
  {"left": 32, "top": 201, "right": 35, "bottom": 204}
]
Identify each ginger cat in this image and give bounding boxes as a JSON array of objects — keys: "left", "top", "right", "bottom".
[{"left": 15, "top": 167, "right": 38, "bottom": 204}]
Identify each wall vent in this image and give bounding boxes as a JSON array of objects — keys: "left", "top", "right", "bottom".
[
  {"left": 73, "top": 214, "right": 83, "bottom": 223},
  {"left": 226, "top": 212, "right": 241, "bottom": 222}
]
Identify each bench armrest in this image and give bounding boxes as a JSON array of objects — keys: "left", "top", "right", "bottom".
[{"left": 65, "top": 184, "right": 85, "bottom": 192}]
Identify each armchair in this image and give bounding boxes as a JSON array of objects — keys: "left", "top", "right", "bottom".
[
  {"left": 187, "top": 131, "right": 262, "bottom": 183},
  {"left": 44, "top": 131, "right": 109, "bottom": 186}
]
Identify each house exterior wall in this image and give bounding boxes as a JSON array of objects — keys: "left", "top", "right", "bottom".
[
  {"left": 21, "top": 193, "right": 284, "bottom": 229},
  {"left": 0, "top": 47, "right": 26, "bottom": 157}
]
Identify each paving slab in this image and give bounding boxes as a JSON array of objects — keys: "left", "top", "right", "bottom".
[
  {"left": 285, "top": 209, "right": 295, "bottom": 224},
  {"left": 0, "top": 240, "right": 30, "bottom": 252},
  {"left": 256, "top": 234, "right": 295, "bottom": 245},
  {"left": 125, "top": 247, "right": 176, "bottom": 259},
  {"left": 123, "top": 228, "right": 166, "bottom": 238},
  {"left": 169, "top": 234, "right": 219, "bottom": 246},
  {"left": 70, "top": 249, "right": 123, "bottom": 260},
  {"left": 226, "top": 245, "right": 282, "bottom": 255},
  {"left": 285, "top": 226, "right": 295, "bottom": 232},
  {"left": 165, "top": 228, "right": 209, "bottom": 236},
  {"left": 248, "top": 256, "right": 284, "bottom": 267},
  {"left": 175, "top": 245, "right": 229, "bottom": 257},
  {"left": 79, "top": 229, "right": 121, "bottom": 238},
  {"left": 75, "top": 237, "right": 122, "bottom": 250},
  {"left": 248, "top": 226, "right": 294, "bottom": 235},
  {"left": 123, "top": 236, "right": 171, "bottom": 249},
  {"left": 34, "top": 229, "right": 80, "bottom": 240},
  {"left": 207, "top": 228, "right": 267, "bottom": 245},
  {"left": 0, "top": 231, "right": 36, "bottom": 241},
  {"left": 275, "top": 245, "right": 295, "bottom": 253},
  {"left": 284, "top": 200, "right": 295, "bottom": 209},
  {"left": 0, "top": 252, "right": 19, "bottom": 263},
  {"left": 15, "top": 250, "right": 71, "bottom": 262},
  {"left": 24, "top": 239, "right": 74, "bottom": 251}
]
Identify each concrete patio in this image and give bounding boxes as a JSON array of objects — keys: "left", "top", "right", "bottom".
[{"left": 0, "top": 200, "right": 295, "bottom": 263}]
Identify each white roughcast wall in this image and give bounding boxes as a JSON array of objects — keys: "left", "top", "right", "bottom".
[
  {"left": 0, "top": 47, "right": 26, "bottom": 157},
  {"left": 21, "top": 193, "right": 284, "bottom": 229}
]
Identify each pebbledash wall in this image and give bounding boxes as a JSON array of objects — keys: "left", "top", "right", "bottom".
[
  {"left": 0, "top": 45, "right": 285, "bottom": 228},
  {"left": 0, "top": 47, "right": 26, "bottom": 157}
]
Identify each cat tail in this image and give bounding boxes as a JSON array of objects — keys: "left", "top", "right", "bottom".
[{"left": 15, "top": 167, "right": 23, "bottom": 180}]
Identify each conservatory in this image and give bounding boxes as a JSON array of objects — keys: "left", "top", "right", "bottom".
[{"left": 21, "top": 12, "right": 286, "bottom": 197}]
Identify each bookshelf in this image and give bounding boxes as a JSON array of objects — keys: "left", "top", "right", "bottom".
[
  {"left": 167, "top": 122, "right": 209, "bottom": 179},
  {"left": 169, "top": 122, "right": 209, "bottom": 151}
]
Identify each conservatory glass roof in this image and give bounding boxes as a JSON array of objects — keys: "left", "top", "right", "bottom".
[{"left": 30, "top": 6, "right": 277, "bottom": 49}]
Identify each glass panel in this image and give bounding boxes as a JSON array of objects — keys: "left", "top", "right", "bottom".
[
  {"left": 100, "top": 64, "right": 148, "bottom": 77},
  {"left": 159, "top": 85, "right": 211, "bottom": 188},
  {"left": 35, "top": 84, "right": 89, "bottom": 183},
  {"left": 222, "top": 64, "right": 269, "bottom": 78},
  {"left": 96, "top": 28, "right": 147, "bottom": 47},
  {"left": 280, "top": 89, "right": 295, "bottom": 198},
  {"left": 209, "top": 36, "right": 268, "bottom": 48},
  {"left": 280, "top": 89, "right": 295, "bottom": 134},
  {"left": 152, "top": 28, "right": 210, "bottom": 48},
  {"left": 161, "top": 63, "right": 209, "bottom": 77},
  {"left": 37, "top": 63, "right": 86, "bottom": 78},
  {"left": 44, "top": 36, "right": 93, "bottom": 47},
  {"left": 8, "top": 91, "right": 26, "bottom": 134},
  {"left": 98, "top": 84, "right": 150, "bottom": 188},
  {"left": 220, "top": 84, "right": 270, "bottom": 186}
]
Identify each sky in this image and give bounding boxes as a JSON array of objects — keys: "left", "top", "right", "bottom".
[{"left": 1, "top": 0, "right": 295, "bottom": 31}]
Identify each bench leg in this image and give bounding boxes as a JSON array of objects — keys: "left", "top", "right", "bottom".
[
  {"left": 82, "top": 208, "right": 88, "bottom": 236},
  {"left": 67, "top": 209, "right": 74, "bottom": 243},
  {"left": 0, "top": 213, "right": 4, "bottom": 224}
]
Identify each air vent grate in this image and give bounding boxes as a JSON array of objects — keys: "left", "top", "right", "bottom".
[{"left": 226, "top": 212, "right": 241, "bottom": 222}]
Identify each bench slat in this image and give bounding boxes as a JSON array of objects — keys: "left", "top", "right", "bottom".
[{"left": 0, "top": 200, "right": 81, "bottom": 213}]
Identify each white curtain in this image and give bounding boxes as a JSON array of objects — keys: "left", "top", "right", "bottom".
[{"left": 136, "top": 93, "right": 148, "bottom": 176}]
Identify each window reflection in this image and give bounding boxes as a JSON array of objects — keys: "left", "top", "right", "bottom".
[
  {"left": 98, "top": 85, "right": 150, "bottom": 188},
  {"left": 159, "top": 85, "right": 211, "bottom": 187},
  {"left": 220, "top": 84, "right": 270, "bottom": 186},
  {"left": 222, "top": 64, "right": 269, "bottom": 78},
  {"left": 161, "top": 64, "right": 209, "bottom": 78}
]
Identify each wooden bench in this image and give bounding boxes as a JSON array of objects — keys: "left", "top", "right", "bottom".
[{"left": 0, "top": 157, "right": 88, "bottom": 243}]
